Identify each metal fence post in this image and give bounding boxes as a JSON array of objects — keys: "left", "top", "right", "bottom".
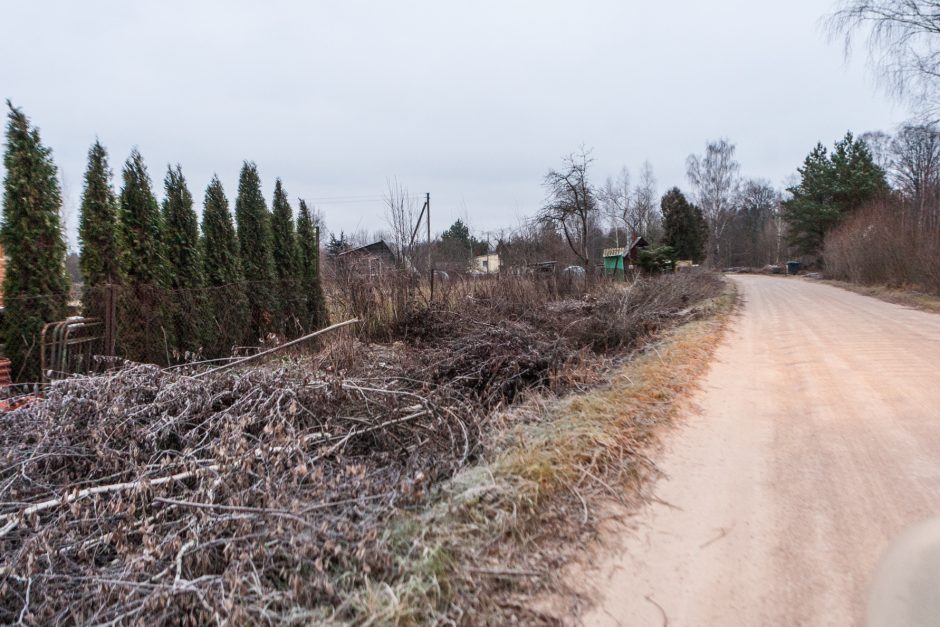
[{"left": 104, "top": 283, "right": 117, "bottom": 357}]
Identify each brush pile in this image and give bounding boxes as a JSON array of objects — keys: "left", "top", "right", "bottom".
[
  {"left": 0, "top": 272, "right": 723, "bottom": 624},
  {"left": 0, "top": 360, "right": 480, "bottom": 624}
]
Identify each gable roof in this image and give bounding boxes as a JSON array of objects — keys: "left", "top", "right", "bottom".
[
  {"left": 337, "top": 240, "right": 395, "bottom": 258},
  {"left": 603, "top": 236, "right": 649, "bottom": 258}
]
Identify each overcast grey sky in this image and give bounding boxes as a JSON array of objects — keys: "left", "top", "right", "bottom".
[{"left": 1, "top": 0, "right": 908, "bottom": 247}]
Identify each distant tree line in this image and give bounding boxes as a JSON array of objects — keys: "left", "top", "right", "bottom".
[
  {"left": 531, "top": 144, "right": 786, "bottom": 271},
  {"left": 819, "top": 125, "right": 940, "bottom": 291},
  {"left": 1, "top": 102, "right": 329, "bottom": 382}
]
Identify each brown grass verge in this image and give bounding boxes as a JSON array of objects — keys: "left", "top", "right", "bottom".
[
  {"left": 348, "top": 280, "right": 738, "bottom": 624},
  {"left": 821, "top": 279, "right": 940, "bottom": 314}
]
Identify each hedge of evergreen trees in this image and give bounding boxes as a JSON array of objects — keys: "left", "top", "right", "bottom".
[
  {"left": 1, "top": 102, "right": 70, "bottom": 382},
  {"left": 1, "top": 103, "right": 329, "bottom": 381}
]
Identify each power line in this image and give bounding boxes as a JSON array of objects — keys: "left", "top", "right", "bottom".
[{"left": 301, "top": 193, "right": 426, "bottom": 204}]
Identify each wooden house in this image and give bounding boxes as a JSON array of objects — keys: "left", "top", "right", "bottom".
[{"left": 336, "top": 240, "right": 397, "bottom": 277}]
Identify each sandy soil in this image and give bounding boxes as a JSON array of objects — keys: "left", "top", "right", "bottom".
[{"left": 581, "top": 275, "right": 940, "bottom": 626}]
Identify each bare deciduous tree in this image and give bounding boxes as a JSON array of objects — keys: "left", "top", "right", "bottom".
[
  {"left": 730, "top": 179, "right": 783, "bottom": 267},
  {"left": 634, "top": 161, "right": 660, "bottom": 241},
  {"left": 384, "top": 177, "right": 418, "bottom": 266},
  {"left": 891, "top": 124, "right": 940, "bottom": 227},
  {"left": 829, "top": 1, "right": 940, "bottom": 116},
  {"left": 599, "top": 167, "right": 631, "bottom": 247},
  {"left": 686, "top": 139, "right": 740, "bottom": 265},
  {"left": 538, "top": 148, "right": 597, "bottom": 268},
  {"left": 598, "top": 161, "right": 660, "bottom": 247},
  {"left": 861, "top": 130, "right": 894, "bottom": 172}
]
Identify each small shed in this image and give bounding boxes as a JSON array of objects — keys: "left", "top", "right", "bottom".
[
  {"left": 471, "top": 253, "right": 500, "bottom": 274},
  {"left": 336, "top": 240, "right": 397, "bottom": 277},
  {"left": 603, "top": 235, "right": 649, "bottom": 276}
]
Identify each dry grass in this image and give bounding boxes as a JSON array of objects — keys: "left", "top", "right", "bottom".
[
  {"left": 352, "top": 281, "right": 738, "bottom": 624},
  {"left": 0, "top": 272, "right": 730, "bottom": 625},
  {"left": 822, "top": 279, "right": 940, "bottom": 314}
]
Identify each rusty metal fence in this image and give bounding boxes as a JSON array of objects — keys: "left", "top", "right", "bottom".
[{"left": 39, "top": 284, "right": 117, "bottom": 383}]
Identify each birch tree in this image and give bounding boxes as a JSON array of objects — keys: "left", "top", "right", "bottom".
[{"left": 686, "top": 139, "right": 740, "bottom": 265}]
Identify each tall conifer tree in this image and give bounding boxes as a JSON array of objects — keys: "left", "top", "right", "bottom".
[
  {"left": 271, "top": 179, "right": 299, "bottom": 334},
  {"left": 234, "top": 161, "right": 275, "bottom": 341},
  {"left": 119, "top": 149, "right": 164, "bottom": 285},
  {"left": 201, "top": 176, "right": 248, "bottom": 356},
  {"left": 1, "top": 102, "right": 69, "bottom": 382},
  {"left": 78, "top": 140, "right": 122, "bottom": 321},
  {"left": 296, "top": 199, "right": 329, "bottom": 331},
  {"left": 78, "top": 141, "right": 121, "bottom": 286},
  {"left": 661, "top": 187, "right": 707, "bottom": 263},
  {"left": 162, "top": 164, "right": 204, "bottom": 355},
  {"left": 162, "top": 165, "right": 202, "bottom": 290},
  {"left": 118, "top": 149, "right": 169, "bottom": 363}
]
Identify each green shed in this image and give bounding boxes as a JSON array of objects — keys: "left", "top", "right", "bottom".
[{"left": 603, "top": 236, "right": 649, "bottom": 277}]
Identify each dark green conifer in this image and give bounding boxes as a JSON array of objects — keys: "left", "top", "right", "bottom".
[
  {"left": 661, "top": 187, "right": 707, "bottom": 263},
  {"left": 271, "top": 179, "right": 299, "bottom": 335},
  {"left": 234, "top": 162, "right": 276, "bottom": 341},
  {"left": 78, "top": 140, "right": 122, "bottom": 321},
  {"left": 162, "top": 165, "right": 202, "bottom": 290},
  {"left": 78, "top": 141, "right": 121, "bottom": 286},
  {"left": 784, "top": 133, "right": 889, "bottom": 258},
  {"left": 118, "top": 149, "right": 169, "bottom": 364},
  {"left": 119, "top": 149, "right": 165, "bottom": 285},
  {"left": 162, "top": 164, "right": 205, "bottom": 356},
  {"left": 201, "top": 176, "right": 248, "bottom": 356},
  {"left": 297, "top": 199, "right": 329, "bottom": 331},
  {"left": 326, "top": 231, "right": 350, "bottom": 256},
  {"left": 1, "top": 102, "right": 69, "bottom": 382}
]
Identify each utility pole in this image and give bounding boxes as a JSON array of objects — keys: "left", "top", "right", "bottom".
[
  {"left": 408, "top": 193, "right": 433, "bottom": 301},
  {"left": 427, "top": 192, "right": 433, "bottom": 302}
]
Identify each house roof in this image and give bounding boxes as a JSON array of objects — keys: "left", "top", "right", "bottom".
[
  {"left": 337, "top": 240, "right": 395, "bottom": 257},
  {"left": 603, "top": 236, "right": 648, "bottom": 258}
]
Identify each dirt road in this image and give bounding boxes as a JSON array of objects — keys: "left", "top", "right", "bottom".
[{"left": 583, "top": 275, "right": 940, "bottom": 626}]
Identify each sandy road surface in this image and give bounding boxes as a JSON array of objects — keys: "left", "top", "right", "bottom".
[{"left": 583, "top": 275, "right": 940, "bottom": 626}]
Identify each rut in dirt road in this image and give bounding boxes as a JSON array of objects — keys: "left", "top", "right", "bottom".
[{"left": 583, "top": 275, "right": 940, "bottom": 627}]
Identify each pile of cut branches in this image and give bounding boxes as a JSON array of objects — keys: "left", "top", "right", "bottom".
[{"left": 0, "top": 362, "right": 474, "bottom": 624}]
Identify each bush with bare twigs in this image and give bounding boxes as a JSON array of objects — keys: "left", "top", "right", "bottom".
[
  {"left": 824, "top": 198, "right": 940, "bottom": 293},
  {"left": 0, "top": 271, "right": 725, "bottom": 624}
]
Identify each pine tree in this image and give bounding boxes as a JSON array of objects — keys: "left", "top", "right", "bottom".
[
  {"left": 271, "top": 179, "right": 299, "bottom": 335},
  {"left": 118, "top": 149, "right": 169, "bottom": 364},
  {"left": 297, "top": 199, "right": 329, "bottom": 331},
  {"left": 78, "top": 140, "right": 122, "bottom": 321},
  {"left": 201, "top": 176, "right": 248, "bottom": 356},
  {"left": 234, "top": 161, "right": 276, "bottom": 341},
  {"left": 327, "top": 231, "right": 350, "bottom": 256},
  {"left": 162, "top": 164, "right": 205, "bottom": 356},
  {"left": 661, "top": 187, "right": 707, "bottom": 263},
  {"left": 1, "top": 102, "right": 70, "bottom": 382},
  {"left": 784, "top": 133, "right": 888, "bottom": 258}
]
